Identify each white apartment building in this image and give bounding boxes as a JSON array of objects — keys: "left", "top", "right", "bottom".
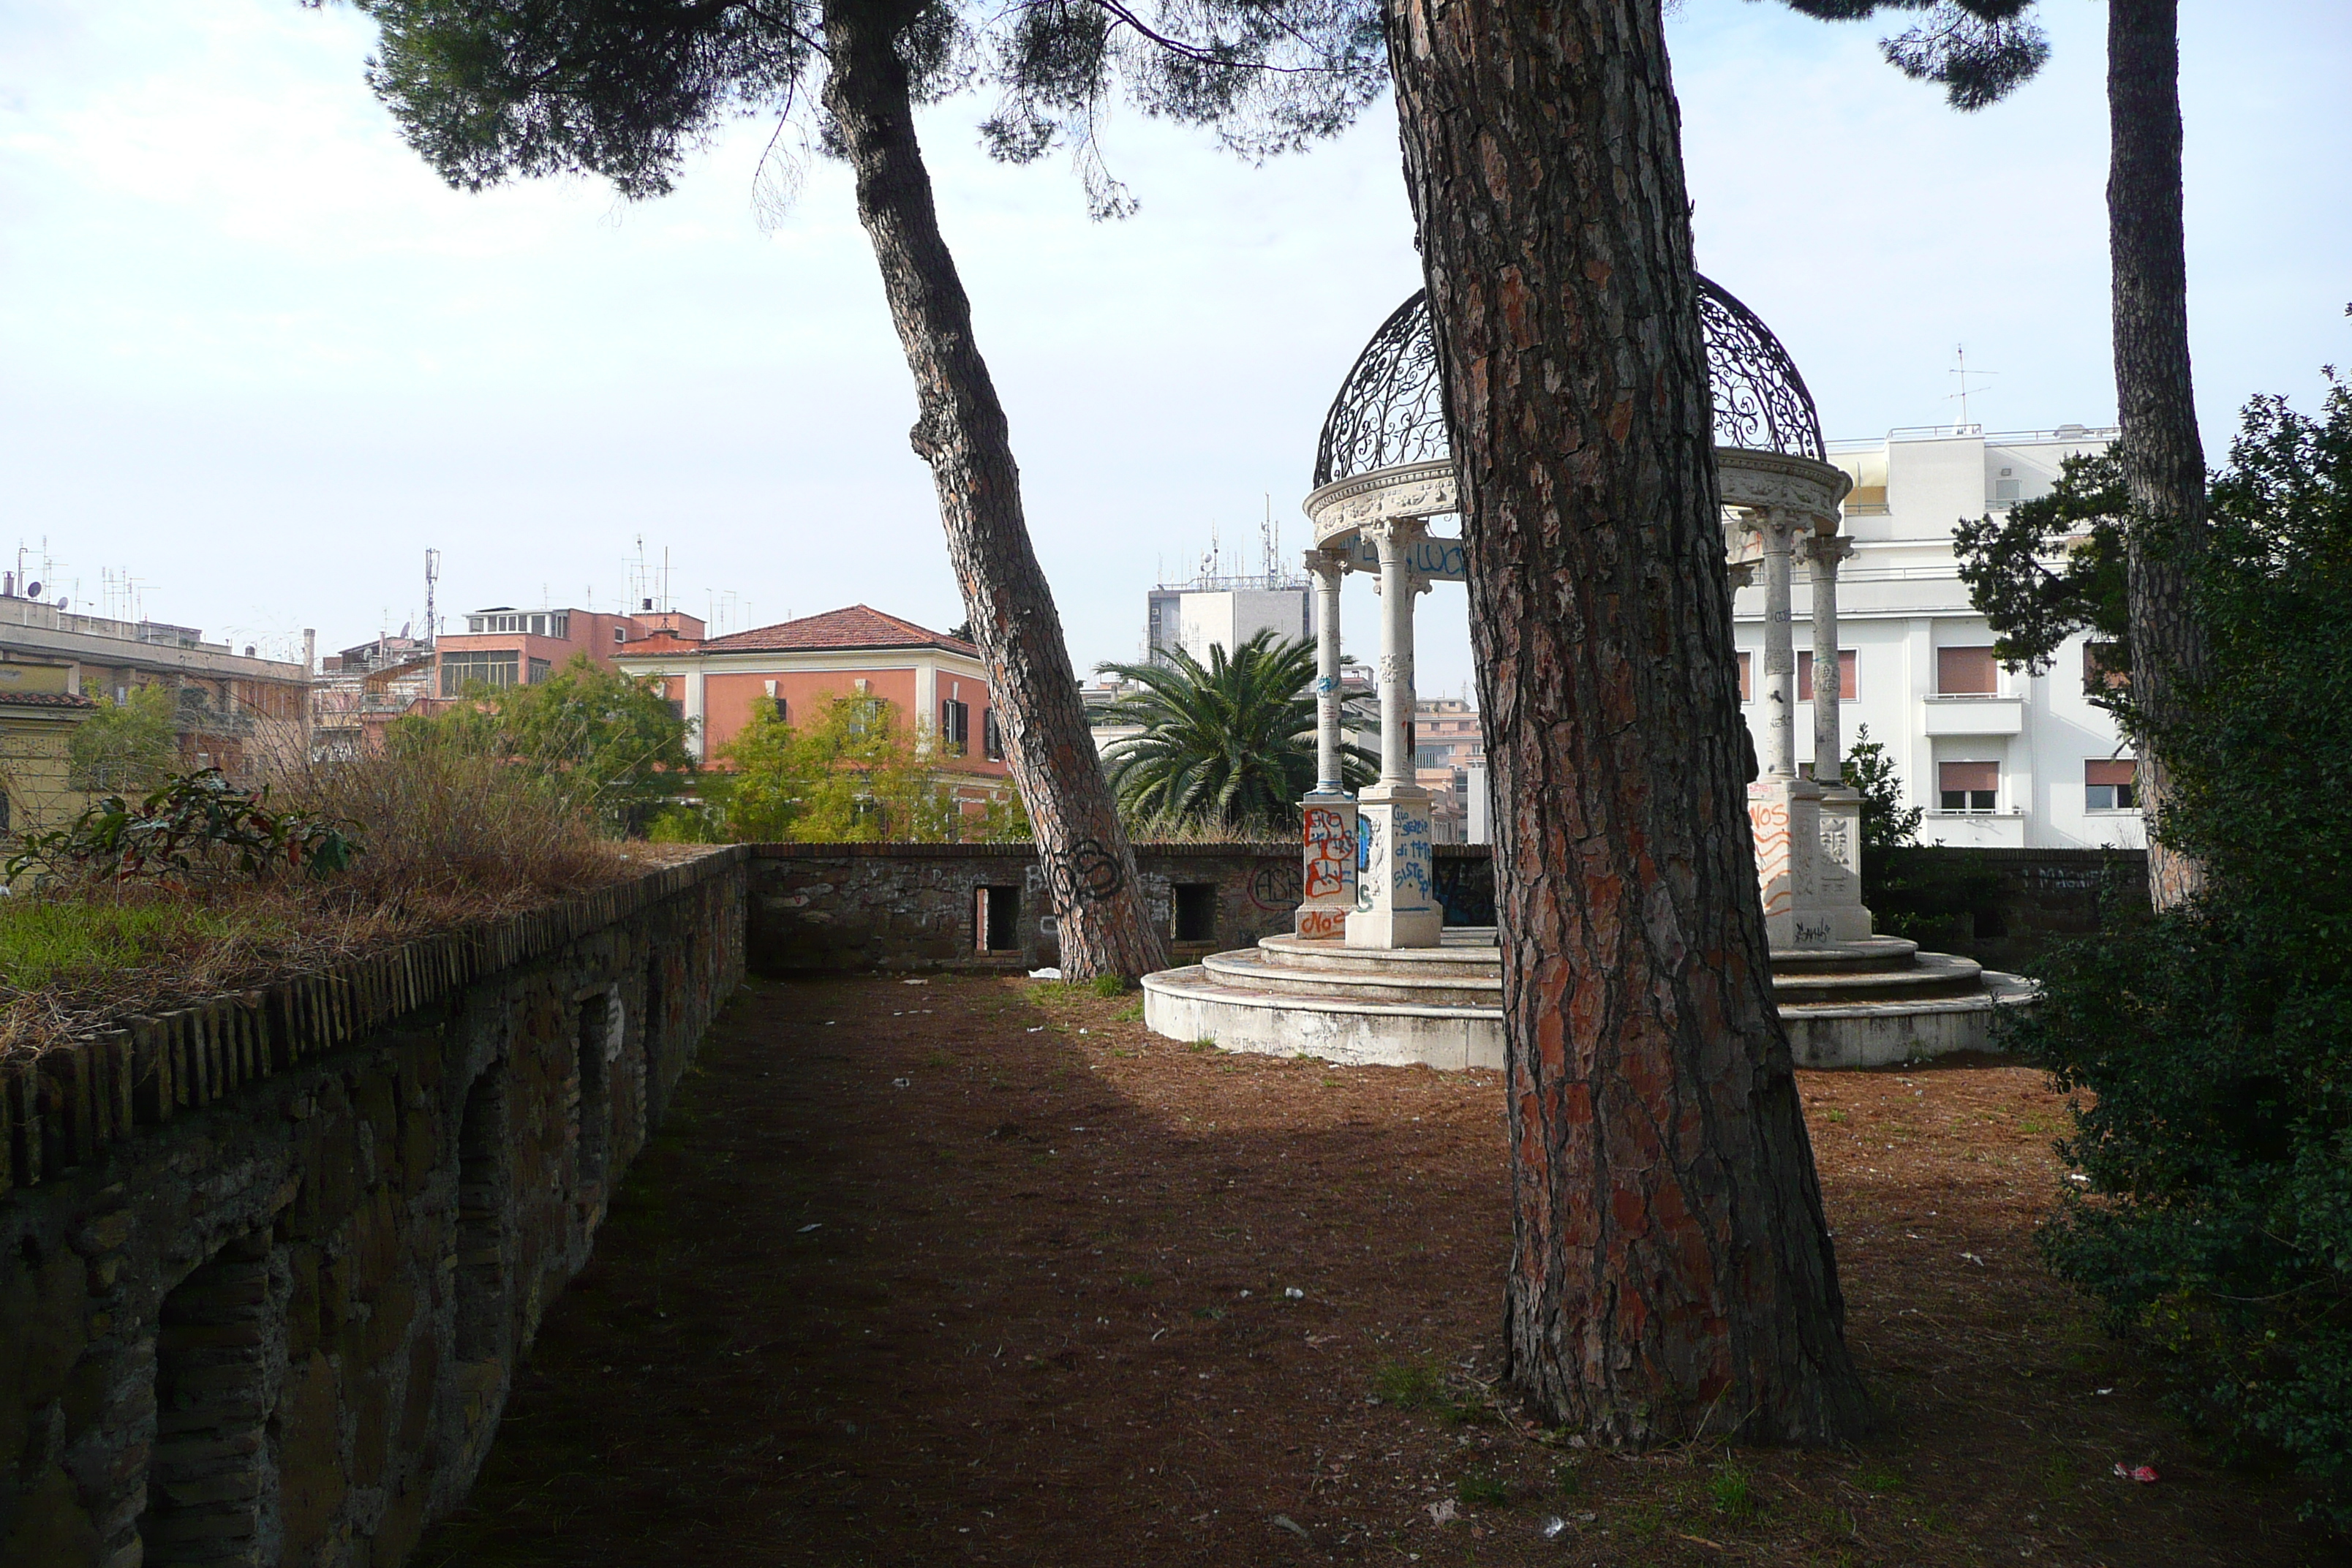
[
  {"left": 1731, "top": 424, "right": 2144, "bottom": 851},
  {"left": 1145, "top": 584, "right": 1313, "bottom": 667}
]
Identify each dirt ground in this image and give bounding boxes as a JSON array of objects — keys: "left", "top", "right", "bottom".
[{"left": 414, "top": 974, "right": 2334, "bottom": 1567}]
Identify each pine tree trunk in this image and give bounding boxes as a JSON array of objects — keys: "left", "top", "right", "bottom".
[
  {"left": 1384, "top": 0, "right": 1872, "bottom": 1444},
  {"left": 2108, "top": 0, "right": 2209, "bottom": 909},
  {"left": 821, "top": 0, "right": 1168, "bottom": 979}
]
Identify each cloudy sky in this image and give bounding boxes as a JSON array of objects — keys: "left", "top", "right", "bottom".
[{"left": 3, "top": 1, "right": 2345, "bottom": 696}]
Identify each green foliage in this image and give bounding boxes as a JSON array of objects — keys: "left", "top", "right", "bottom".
[
  {"left": 389, "top": 654, "right": 693, "bottom": 834},
  {"left": 1773, "top": 3, "right": 2051, "bottom": 113},
  {"left": 0, "top": 898, "right": 252, "bottom": 990},
  {"left": 1953, "top": 452, "right": 2132, "bottom": 677},
  {"left": 1844, "top": 723, "right": 1921, "bottom": 859},
  {"left": 1455, "top": 1470, "right": 1509, "bottom": 1509},
  {"left": 1095, "top": 631, "right": 1373, "bottom": 834},
  {"left": 351, "top": 0, "right": 1387, "bottom": 220},
  {"left": 2027, "top": 377, "right": 2352, "bottom": 1525},
  {"left": 1708, "top": 1459, "right": 1758, "bottom": 1519},
  {"left": 8, "top": 769, "right": 361, "bottom": 887},
  {"left": 718, "top": 695, "right": 998, "bottom": 843},
  {"left": 67, "top": 684, "right": 177, "bottom": 794}
]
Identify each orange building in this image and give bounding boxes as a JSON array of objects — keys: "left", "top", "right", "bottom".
[
  {"left": 430, "top": 603, "right": 705, "bottom": 697},
  {"left": 614, "top": 605, "right": 1010, "bottom": 799}
]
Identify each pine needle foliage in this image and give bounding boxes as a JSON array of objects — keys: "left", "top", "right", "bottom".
[{"left": 1094, "top": 630, "right": 1372, "bottom": 834}]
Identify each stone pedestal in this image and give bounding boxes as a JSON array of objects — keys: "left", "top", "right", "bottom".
[
  {"left": 1296, "top": 794, "right": 1359, "bottom": 940},
  {"left": 1812, "top": 785, "right": 1874, "bottom": 943},
  {"left": 1749, "top": 774, "right": 1827, "bottom": 949},
  {"left": 1346, "top": 783, "right": 1442, "bottom": 949}
]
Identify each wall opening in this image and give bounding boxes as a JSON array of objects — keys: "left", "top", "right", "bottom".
[
  {"left": 1173, "top": 883, "right": 1218, "bottom": 943},
  {"left": 976, "top": 885, "right": 1020, "bottom": 952},
  {"left": 453, "top": 1061, "right": 509, "bottom": 1364},
  {"left": 576, "top": 994, "right": 615, "bottom": 1191},
  {"left": 141, "top": 1230, "right": 276, "bottom": 1566}
]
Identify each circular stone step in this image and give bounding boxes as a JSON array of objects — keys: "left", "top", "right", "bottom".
[
  {"left": 1203, "top": 946, "right": 1501, "bottom": 1009},
  {"left": 1772, "top": 951, "right": 1986, "bottom": 1006},
  {"left": 1767, "top": 938, "right": 1921, "bottom": 974}
]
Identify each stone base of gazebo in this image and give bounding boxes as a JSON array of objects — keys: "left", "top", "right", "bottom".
[{"left": 1142, "top": 931, "right": 2032, "bottom": 1072}]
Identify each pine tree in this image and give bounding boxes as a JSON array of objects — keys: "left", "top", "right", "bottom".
[
  {"left": 1774, "top": 0, "right": 2211, "bottom": 905},
  {"left": 344, "top": 0, "right": 1385, "bottom": 975}
]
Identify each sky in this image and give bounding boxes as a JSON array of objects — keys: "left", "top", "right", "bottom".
[{"left": 2, "top": 1, "right": 2346, "bottom": 698}]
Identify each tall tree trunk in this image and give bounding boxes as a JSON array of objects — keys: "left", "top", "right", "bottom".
[
  {"left": 821, "top": 0, "right": 1168, "bottom": 979},
  {"left": 1384, "top": 0, "right": 1872, "bottom": 1443},
  {"left": 2108, "top": 0, "right": 2209, "bottom": 909}
]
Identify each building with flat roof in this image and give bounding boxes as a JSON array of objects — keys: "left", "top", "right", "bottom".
[
  {"left": 0, "top": 590, "right": 309, "bottom": 783},
  {"left": 430, "top": 603, "right": 704, "bottom": 698},
  {"left": 1731, "top": 423, "right": 2141, "bottom": 850}
]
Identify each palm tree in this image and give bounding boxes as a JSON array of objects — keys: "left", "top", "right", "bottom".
[{"left": 1095, "top": 632, "right": 1375, "bottom": 834}]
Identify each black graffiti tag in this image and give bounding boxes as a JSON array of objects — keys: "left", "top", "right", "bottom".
[
  {"left": 1249, "top": 862, "right": 1303, "bottom": 909},
  {"left": 1042, "top": 837, "right": 1126, "bottom": 907}
]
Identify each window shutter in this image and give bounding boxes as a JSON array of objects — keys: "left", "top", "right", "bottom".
[
  {"left": 1939, "top": 761, "right": 1999, "bottom": 794},
  {"left": 1937, "top": 647, "right": 1998, "bottom": 695},
  {"left": 2085, "top": 758, "right": 2136, "bottom": 788}
]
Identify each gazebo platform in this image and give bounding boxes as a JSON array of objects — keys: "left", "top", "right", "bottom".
[{"left": 1142, "top": 930, "right": 2033, "bottom": 1071}]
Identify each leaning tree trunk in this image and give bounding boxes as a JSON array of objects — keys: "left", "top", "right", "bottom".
[
  {"left": 821, "top": 0, "right": 1168, "bottom": 979},
  {"left": 1384, "top": 0, "right": 1872, "bottom": 1444},
  {"left": 2109, "top": 0, "right": 2209, "bottom": 910}
]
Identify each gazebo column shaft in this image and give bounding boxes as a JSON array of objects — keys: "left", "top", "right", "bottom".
[
  {"left": 1806, "top": 532, "right": 1852, "bottom": 787},
  {"left": 1346, "top": 518, "right": 1440, "bottom": 950},
  {"left": 1296, "top": 549, "right": 1357, "bottom": 939},
  {"left": 1759, "top": 508, "right": 1798, "bottom": 779}
]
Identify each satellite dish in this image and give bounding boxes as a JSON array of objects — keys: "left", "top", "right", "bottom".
[
  {"left": 399, "top": 621, "right": 411, "bottom": 638},
  {"left": 25, "top": 581, "right": 39, "bottom": 598},
  {"left": 56, "top": 599, "right": 67, "bottom": 611}
]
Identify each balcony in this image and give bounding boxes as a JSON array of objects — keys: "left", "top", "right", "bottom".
[
  {"left": 1923, "top": 810, "right": 2027, "bottom": 849},
  {"left": 1923, "top": 695, "right": 2023, "bottom": 736}
]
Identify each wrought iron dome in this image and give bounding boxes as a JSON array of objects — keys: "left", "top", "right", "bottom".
[{"left": 1311, "top": 275, "right": 1826, "bottom": 489}]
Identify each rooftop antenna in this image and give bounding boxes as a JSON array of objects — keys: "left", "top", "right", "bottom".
[
  {"left": 1261, "top": 494, "right": 1279, "bottom": 585},
  {"left": 423, "top": 548, "right": 441, "bottom": 645},
  {"left": 1948, "top": 342, "right": 1997, "bottom": 431}
]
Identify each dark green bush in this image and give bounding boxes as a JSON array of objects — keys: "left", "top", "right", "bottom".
[{"left": 2021, "top": 377, "right": 2352, "bottom": 1525}]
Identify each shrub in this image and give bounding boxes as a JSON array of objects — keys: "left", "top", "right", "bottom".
[
  {"left": 9, "top": 769, "right": 358, "bottom": 886},
  {"left": 2025, "top": 377, "right": 2352, "bottom": 1525}
]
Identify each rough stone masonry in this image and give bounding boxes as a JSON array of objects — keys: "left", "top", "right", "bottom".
[{"left": 0, "top": 849, "right": 746, "bottom": 1567}]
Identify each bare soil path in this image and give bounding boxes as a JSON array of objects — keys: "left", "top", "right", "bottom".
[{"left": 415, "top": 975, "right": 2332, "bottom": 1566}]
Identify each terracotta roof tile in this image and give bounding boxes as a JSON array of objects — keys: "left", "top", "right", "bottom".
[
  {"left": 696, "top": 605, "right": 977, "bottom": 657},
  {"left": 0, "top": 690, "right": 97, "bottom": 710}
]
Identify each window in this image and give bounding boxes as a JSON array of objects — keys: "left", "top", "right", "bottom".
[
  {"left": 1936, "top": 645, "right": 1999, "bottom": 696},
  {"left": 2086, "top": 758, "right": 2138, "bottom": 811},
  {"left": 982, "top": 708, "right": 1003, "bottom": 761},
  {"left": 1737, "top": 651, "right": 1752, "bottom": 702},
  {"left": 939, "top": 698, "right": 970, "bottom": 755},
  {"left": 1174, "top": 883, "right": 1218, "bottom": 943},
  {"left": 1939, "top": 760, "right": 1999, "bottom": 813},
  {"left": 847, "top": 696, "right": 886, "bottom": 736},
  {"left": 527, "top": 657, "right": 551, "bottom": 685},
  {"left": 613, "top": 626, "right": 627, "bottom": 645},
  {"left": 2084, "top": 641, "right": 2127, "bottom": 693},
  {"left": 441, "top": 651, "right": 519, "bottom": 695},
  {"left": 1797, "top": 649, "right": 1858, "bottom": 702}
]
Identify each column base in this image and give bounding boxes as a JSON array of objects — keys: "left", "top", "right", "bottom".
[
  {"left": 1297, "top": 793, "right": 1358, "bottom": 941},
  {"left": 1347, "top": 783, "right": 1442, "bottom": 950},
  {"left": 1811, "top": 785, "right": 1875, "bottom": 943}
]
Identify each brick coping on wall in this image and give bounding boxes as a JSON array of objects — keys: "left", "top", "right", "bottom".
[
  {"left": 745, "top": 841, "right": 1496, "bottom": 858},
  {"left": 0, "top": 845, "right": 750, "bottom": 1202}
]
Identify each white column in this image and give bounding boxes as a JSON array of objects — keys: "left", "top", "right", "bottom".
[
  {"left": 1801, "top": 530, "right": 1853, "bottom": 785},
  {"left": 1308, "top": 549, "right": 1349, "bottom": 794},
  {"left": 1346, "top": 518, "right": 1441, "bottom": 950},
  {"left": 1755, "top": 508, "right": 1800, "bottom": 778},
  {"left": 1296, "top": 548, "right": 1357, "bottom": 939}
]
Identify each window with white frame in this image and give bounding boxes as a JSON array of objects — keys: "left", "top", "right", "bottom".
[
  {"left": 1939, "top": 760, "right": 1999, "bottom": 813},
  {"left": 2085, "top": 758, "right": 2138, "bottom": 811},
  {"left": 938, "top": 698, "right": 970, "bottom": 755}
]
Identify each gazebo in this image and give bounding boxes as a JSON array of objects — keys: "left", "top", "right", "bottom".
[
  {"left": 1289, "top": 276, "right": 1867, "bottom": 950},
  {"left": 1142, "top": 278, "right": 2029, "bottom": 1071}
]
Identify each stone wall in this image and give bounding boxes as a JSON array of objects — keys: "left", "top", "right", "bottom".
[
  {"left": 1870, "top": 845, "right": 2149, "bottom": 974},
  {"left": 746, "top": 841, "right": 1501, "bottom": 974},
  {"left": 0, "top": 848, "right": 747, "bottom": 1567}
]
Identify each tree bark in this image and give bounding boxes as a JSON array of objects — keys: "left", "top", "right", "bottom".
[
  {"left": 821, "top": 0, "right": 1168, "bottom": 979},
  {"left": 1384, "top": 0, "right": 1872, "bottom": 1443},
  {"left": 2108, "top": 0, "right": 2209, "bottom": 909}
]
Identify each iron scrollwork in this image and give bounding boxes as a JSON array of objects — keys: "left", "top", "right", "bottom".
[{"left": 1312, "top": 275, "right": 1825, "bottom": 489}]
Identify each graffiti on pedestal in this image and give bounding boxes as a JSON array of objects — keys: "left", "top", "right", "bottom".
[
  {"left": 1749, "top": 799, "right": 1792, "bottom": 917},
  {"left": 1390, "top": 810, "right": 1434, "bottom": 912},
  {"left": 1296, "top": 905, "right": 1347, "bottom": 939},
  {"left": 1302, "top": 804, "right": 1354, "bottom": 902},
  {"left": 1355, "top": 814, "right": 1383, "bottom": 912}
]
